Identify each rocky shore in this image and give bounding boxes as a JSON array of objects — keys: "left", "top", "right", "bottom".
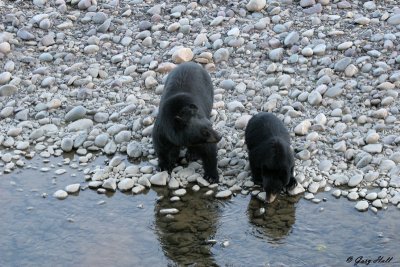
[{"left": 1, "top": 0, "right": 400, "bottom": 213}]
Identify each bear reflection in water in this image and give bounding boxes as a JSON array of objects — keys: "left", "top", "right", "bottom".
[
  {"left": 154, "top": 187, "right": 220, "bottom": 267},
  {"left": 247, "top": 195, "right": 301, "bottom": 241}
]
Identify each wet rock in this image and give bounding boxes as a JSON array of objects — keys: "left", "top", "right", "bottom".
[
  {"left": 215, "top": 190, "right": 232, "bottom": 198},
  {"left": 53, "top": 190, "right": 68, "bottom": 200},
  {"left": 355, "top": 200, "right": 369, "bottom": 212},
  {"left": 65, "top": 184, "right": 80, "bottom": 194}
]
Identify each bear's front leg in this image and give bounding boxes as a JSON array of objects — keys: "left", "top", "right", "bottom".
[
  {"left": 197, "top": 143, "right": 219, "bottom": 183},
  {"left": 157, "top": 145, "right": 180, "bottom": 173}
]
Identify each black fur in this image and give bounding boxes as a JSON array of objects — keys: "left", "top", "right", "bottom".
[
  {"left": 245, "top": 112, "right": 297, "bottom": 203},
  {"left": 152, "top": 62, "right": 221, "bottom": 183}
]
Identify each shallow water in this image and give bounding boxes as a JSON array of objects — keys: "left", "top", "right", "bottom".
[{"left": 1, "top": 154, "right": 399, "bottom": 267}]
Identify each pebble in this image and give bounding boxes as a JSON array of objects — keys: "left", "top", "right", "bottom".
[
  {"left": 355, "top": 200, "right": 369, "bottom": 211},
  {"left": 0, "top": 85, "right": 18, "bottom": 97}
]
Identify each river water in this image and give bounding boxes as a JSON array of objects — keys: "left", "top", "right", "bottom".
[{"left": 1, "top": 154, "right": 399, "bottom": 267}]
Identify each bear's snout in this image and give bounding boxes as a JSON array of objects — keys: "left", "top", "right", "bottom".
[{"left": 206, "top": 130, "right": 221, "bottom": 143}]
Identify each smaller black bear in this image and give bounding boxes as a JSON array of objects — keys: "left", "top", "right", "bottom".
[
  {"left": 152, "top": 62, "right": 221, "bottom": 183},
  {"left": 245, "top": 112, "right": 297, "bottom": 203}
]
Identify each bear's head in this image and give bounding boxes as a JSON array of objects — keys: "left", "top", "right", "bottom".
[
  {"left": 174, "top": 104, "right": 221, "bottom": 146},
  {"left": 261, "top": 140, "right": 296, "bottom": 203},
  {"left": 261, "top": 167, "right": 294, "bottom": 203}
]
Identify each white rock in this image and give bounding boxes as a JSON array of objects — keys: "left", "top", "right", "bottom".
[
  {"left": 150, "top": 171, "right": 168, "bottom": 186},
  {"left": 348, "top": 174, "right": 363, "bottom": 187},
  {"left": 138, "top": 176, "right": 151, "bottom": 188},
  {"left": 365, "top": 192, "right": 378, "bottom": 201},
  {"left": 372, "top": 199, "right": 382, "bottom": 208},
  {"left": 257, "top": 192, "right": 266, "bottom": 202},
  {"left": 294, "top": 120, "right": 311, "bottom": 135},
  {"left": 246, "top": 0, "right": 266, "bottom": 12},
  {"left": 53, "top": 190, "right": 68, "bottom": 200},
  {"left": 172, "top": 48, "right": 193, "bottom": 63},
  {"left": 332, "top": 189, "right": 341, "bottom": 197},
  {"left": 192, "top": 185, "right": 200, "bottom": 191},
  {"left": 55, "top": 169, "right": 66, "bottom": 175},
  {"left": 288, "top": 183, "right": 305, "bottom": 195},
  {"left": 235, "top": 115, "right": 252, "bottom": 129},
  {"left": 102, "top": 178, "right": 117, "bottom": 191},
  {"left": 308, "top": 182, "right": 319, "bottom": 194},
  {"left": 88, "top": 181, "right": 103, "bottom": 188},
  {"left": 159, "top": 208, "right": 179, "bottom": 215},
  {"left": 215, "top": 190, "right": 232, "bottom": 198},
  {"left": 132, "top": 185, "right": 146, "bottom": 194},
  {"left": 118, "top": 178, "right": 135, "bottom": 191},
  {"left": 197, "top": 176, "right": 210, "bottom": 187},
  {"left": 355, "top": 200, "right": 369, "bottom": 212},
  {"left": 168, "top": 177, "right": 180, "bottom": 189},
  {"left": 173, "top": 189, "right": 187, "bottom": 197},
  {"left": 347, "top": 191, "right": 359, "bottom": 201},
  {"left": 65, "top": 184, "right": 80, "bottom": 193},
  {"left": 304, "top": 193, "right": 314, "bottom": 200}
]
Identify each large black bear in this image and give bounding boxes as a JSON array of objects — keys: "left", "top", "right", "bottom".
[
  {"left": 152, "top": 62, "right": 221, "bottom": 183},
  {"left": 245, "top": 112, "right": 297, "bottom": 203}
]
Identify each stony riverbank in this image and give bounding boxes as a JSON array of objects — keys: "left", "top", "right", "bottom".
[{"left": 1, "top": 0, "right": 400, "bottom": 213}]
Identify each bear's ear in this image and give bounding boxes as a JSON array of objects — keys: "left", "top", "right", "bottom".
[{"left": 188, "top": 104, "right": 198, "bottom": 116}]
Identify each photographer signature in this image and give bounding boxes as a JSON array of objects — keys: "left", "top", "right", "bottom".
[{"left": 346, "top": 256, "right": 394, "bottom": 266}]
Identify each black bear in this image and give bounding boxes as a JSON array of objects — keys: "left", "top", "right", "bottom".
[
  {"left": 152, "top": 62, "right": 221, "bottom": 183},
  {"left": 245, "top": 112, "right": 297, "bottom": 203}
]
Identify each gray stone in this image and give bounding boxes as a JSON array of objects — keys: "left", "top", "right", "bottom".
[
  {"left": 269, "top": 48, "right": 284, "bottom": 62},
  {"left": 387, "top": 14, "right": 400, "bottom": 25},
  {"left": 214, "top": 48, "right": 230, "bottom": 63},
  {"left": 67, "top": 119, "right": 93, "bottom": 132},
  {"left": 284, "top": 31, "right": 300, "bottom": 46},
  {"left": 65, "top": 106, "right": 86, "bottom": 122},
  {"left": 61, "top": 137, "right": 74, "bottom": 152},
  {"left": 334, "top": 57, "right": 352, "bottom": 72},
  {"left": 0, "top": 85, "right": 18, "bottom": 96}
]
